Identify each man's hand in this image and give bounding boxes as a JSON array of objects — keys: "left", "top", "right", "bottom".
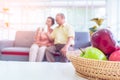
[
  {"left": 60, "top": 37, "right": 74, "bottom": 57},
  {"left": 60, "top": 45, "right": 69, "bottom": 57}
]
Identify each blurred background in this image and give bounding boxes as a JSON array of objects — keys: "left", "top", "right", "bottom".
[{"left": 0, "top": 0, "right": 119, "bottom": 41}]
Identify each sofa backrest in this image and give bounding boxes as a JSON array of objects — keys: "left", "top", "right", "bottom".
[
  {"left": 74, "top": 32, "right": 91, "bottom": 49},
  {"left": 14, "top": 31, "right": 90, "bottom": 48},
  {"left": 14, "top": 31, "right": 35, "bottom": 47}
]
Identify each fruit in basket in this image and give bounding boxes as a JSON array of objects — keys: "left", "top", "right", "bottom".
[
  {"left": 91, "top": 28, "right": 120, "bottom": 55},
  {"left": 109, "top": 50, "right": 120, "bottom": 61},
  {"left": 80, "top": 47, "right": 107, "bottom": 60}
]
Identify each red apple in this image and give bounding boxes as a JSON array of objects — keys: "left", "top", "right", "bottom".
[
  {"left": 109, "top": 50, "right": 120, "bottom": 61},
  {"left": 91, "top": 29, "right": 120, "bottom": 55}
]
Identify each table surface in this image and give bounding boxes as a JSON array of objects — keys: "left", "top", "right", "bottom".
[{"left": 0, "top": 61, "right": 87, "bottom": 80}]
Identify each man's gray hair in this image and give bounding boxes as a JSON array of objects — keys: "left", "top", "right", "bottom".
[{"left": 57, "top": 13, "right": 65, "bottom": 19}]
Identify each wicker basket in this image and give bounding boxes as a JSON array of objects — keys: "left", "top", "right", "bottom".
[{"left": 67, "top": 51, "right": 120, "bottom": 80}]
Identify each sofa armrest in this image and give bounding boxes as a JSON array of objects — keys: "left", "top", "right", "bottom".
[
  {"left": 0, "top": 40, "right": 14, "bottom": 52},
  {"left": 88, "top": 41, "right": 91, "bottom": 46},
  {"left": 74, "top": 32, "right": 91, "bottom": 49}
]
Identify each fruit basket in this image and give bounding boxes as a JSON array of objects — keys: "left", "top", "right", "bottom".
[{"left": 67, "top": 51, "right": 120, "bottom": 80}]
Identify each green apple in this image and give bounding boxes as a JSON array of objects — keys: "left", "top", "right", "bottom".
[{"left": 80, "top": 47, "right": 107, "bottom": 60}]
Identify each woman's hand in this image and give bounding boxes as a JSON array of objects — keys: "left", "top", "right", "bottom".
[
  {"left": 34, "top": 41, "right": 40, "bottom": 44},
  {"left": 45, "top": 32, "right": 54, "bottom": 42}
]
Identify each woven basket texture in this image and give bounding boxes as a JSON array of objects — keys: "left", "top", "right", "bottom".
[{"left": 67, "top": 51, "right": 120, "bottom": 80}]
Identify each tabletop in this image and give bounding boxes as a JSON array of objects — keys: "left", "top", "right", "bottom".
[{"left": 0, "top": 61, "right": 87, "bottom": 80}]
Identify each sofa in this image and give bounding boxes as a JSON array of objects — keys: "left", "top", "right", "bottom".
[{"left": 0, "top": 31, "right": 91, "bottom": 61}]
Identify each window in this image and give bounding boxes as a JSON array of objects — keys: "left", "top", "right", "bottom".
[{"left": 0, "top": 0, "right": 106, "bottom": 40}]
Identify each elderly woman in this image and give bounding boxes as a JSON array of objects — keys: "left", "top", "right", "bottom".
[{"left": 29, "top": 17, "right": 54, "bottom": 62}]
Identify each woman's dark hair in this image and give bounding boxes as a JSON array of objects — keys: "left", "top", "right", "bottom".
[{"left": 47, "top": 17, "right": 55, "bottom": 25}]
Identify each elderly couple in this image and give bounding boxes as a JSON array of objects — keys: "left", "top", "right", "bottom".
[{"left": 29, "top": 13, "right": 75, "bottom": 62}]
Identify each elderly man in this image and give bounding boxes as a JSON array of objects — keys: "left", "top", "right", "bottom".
[{"left": 45, "top": 13, "right": 75, "bottom": 62}]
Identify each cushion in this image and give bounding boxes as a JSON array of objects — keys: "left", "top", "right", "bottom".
[
  {"left": 1, "top": 47, "right": 30, "bottom": 56},
  {"left": 74, "top": 32, "right": 91, "bottom": 49},
  {"left": 14, "top": 31, "right": 35, "bottom": 47}
]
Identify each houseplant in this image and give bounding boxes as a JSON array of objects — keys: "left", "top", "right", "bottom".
[{"left": 89, "top": 18, "right": 104, "bottom": 36}]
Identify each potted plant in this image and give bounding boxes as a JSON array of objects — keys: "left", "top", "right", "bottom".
[{"left": 89, "top": 18, "right": 104, "bottom": 36}]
